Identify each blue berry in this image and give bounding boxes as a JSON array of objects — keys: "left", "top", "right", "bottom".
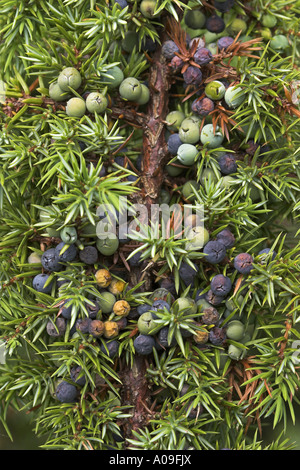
[
  {"left": 217, "top": 36, "right": 234, "bottom": 50},
  {"left": 115, "top": 0, "right": 128, "bottom": 8},
  {"left": 258, "top": 248, "right": 276, "bottom": 261},
  {"left": 70, "top": 366, "right": 86, "bottom": 386},
  {"left": 46, "top": 317, "right": 66, "bottom": 337},
  {"left": 203, "top": 240, "right": 227, "bottom": 264},
  {"left": 137, "top": 304, "right": 152, "bottom": 316},
  {"left": 191, "top": 97, "right": 214, "bottom": 116},
  {"left": 79, "top": 246, "right": 98, "bottom": 265},
  {"left": 205, "top": 289, "right": 225, "bottom": 306},
  {"left": 179, "top": 262, "right": 199, "bottom": 287},
  {"left": 218, "top": 153, "right": 237, "bottom": 175},
  {"left": 183, "top": 66, "right": 202, "bottom": 86},
  {"left": 167, "top": 133, "right": 183, "bottom": 155},
  {"left": 214, "top": 0, "right": 235, "bottom": 13},
  {"left": 55, "top": 380, "right": 78, "bottom": 403},
  {"left": 216, "top": 228, "right": 235, "bottom": 249},
  {"left": 210, "top": 274, "right": 232, "bottom": 296},
  {"left": 233, "top": 253, "right": 253, "bottom": 274},
  {"left": 161, "top": 40, "right": 179, "bottom": 60},
  {"left": 205, "top": 15, "right": 225, "bottom": 33},
  {"left": 133, "top": 334, "right": 156, "bottom": 355},
  {"left": 33, "top": 273, "right": 53, "bottom": 294},
  {"left": 151, "top": 299, "right": 170, "bottom": 312},
  {"left": 193, "top": 47, "right": 212, "bottom": 66},
  {"left": 61, "top": 299, "right": 73, "bottom": 319},
  {"left": 86, "top": 300, "right": 100, "bottom": 319},
  {"left": 41, "top": 248, "right": 62, "bottom": 272},
  {"left": 55, "top": 242, "right": 77, "bottom": 263},
  {"left": 100, "top": 339, "right": 119, "bottom": 358},
  {"left": 156, "top": 326, "right": 176, "bottom": 349},
  {"left": 209, "top": 326, "right": 226, "bottom": 345}
]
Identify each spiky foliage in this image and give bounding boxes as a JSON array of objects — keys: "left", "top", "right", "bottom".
[{"left": 0, "top": 0, "right": 300, "bottom": 452}]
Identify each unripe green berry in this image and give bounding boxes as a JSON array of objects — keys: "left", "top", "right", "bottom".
[
  {"left": 104, "top": 66, "right": 124, "bottom": 89},
  {"left": 49, "top": 82, "right": 71, "bottom": 102},
  {"left": 60, "top": 226, "right": 78, "bottom": 244},
  {"left": 228, "top": 344, "right": 245, "bottom": 360},
  {"left": 226, "top": 320, "right": 245, "bottom": 341},
  {"left": 119, "top": 77, "right": 142, "bottom": 102},
  {"left": 66, "top": 97, "right": 86, "bottom": 117},
  {"left": 166, "top": 110, "right": 185, "bottom": 131},
  {"left": 86, "top": 92, "right": 108, "bottom": 113},
  {"left": 184, "top": 10, "right": 206, "bottom": 30},
  {"left": 57, "top": 67, "right": 82, "bottom": 91},
  {"left": 228, "top": 18, "right": 247, "bottom": 36},
  {"left": 200, "top": 124, "right": 224, "bottom": 148},
  {"left": 186, "top": 226, "right": 210, "bottom": 250},
  {"left": 136, "top": 84, "right": 150, "bottom": 105},
  {"left": 96, "top": 234, "right": 119, "bottom": 256},
  {"left": 205, "top": 80, "right": 226, "bottom": 100},
  {"left": 140, "top": 0, "right": 159, "bottom": 19},
  {"left": 270, "top": 34, "right": 289, "bottom": 51},
  {"left": 179, "top": 121, "right": 200, "bottom": 144},
  {"left": 261, "top": 14, "right": 277, "bottom": 28},
  {"left": 224, "top": 86, "right": 244, "bottom": 108},
  {"left": 177, "top": 143, "right": 198, "bottom": 166}
]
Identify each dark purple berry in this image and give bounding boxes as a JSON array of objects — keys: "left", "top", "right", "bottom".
[
  {"left": 55, "top": 380, "right": 78, "bottom": 403},
  {"left": 233, "top": 253, "right": 253, "bottom": 274},
  {"left": 179, "top": 262, "right": 199, "bottom": 287},
  {"left": 133, "top": 334, "right": 156, "bottom": 355},
  {"left": 183, "top": 66, "right": 202, "bottom": 86},
  {"left": 167, "top": 133, "right": 183, "bottom": 155},
  {"left": 218, "top": 153, "right": 237, "bottom": 175},
  {"left": 162, "top": 40, "right": 180, "bottom": 60},
  {"left": 85, "top": 300, "right": 100, "bottom": 319},
  {"left": 115, "top": 0, "right": 128, "bottom": 8},
  {"left": 137, "top": 304, "right": 152, "bottom": 316},
  {"left": 258, "top": 248, "right": 277, "bottom": 260},
  {"left": 170, "top": 55, "right": 184, "bottom": 72},
  {"left": 41, "top": 248, "right": 62, "bottom": 272},
  {"left": 216, "top": 229, "right": 235, "bottom": 249},
  {"left": 55, "top": 242, "right": 77, "bottom": 263},
  {"left": 79, "top": 246, "right": 98, "bottom": 265},
  {"left": 205, "top": 289, "right": 225, "bottom": 306},
  {"left": 46, "top": 317, "right": 66, "bottom": 337},
  {"left": 151, "top": 299, "right": 170, "bottom": 312},
  {"left": 205, "top": 15, "right": 225, "bottom": 33},
  {"left": 210, "top": 274, "right": 232, "bottom": 296},
  {"left": 100, "top": 339, "right": 119, "bottom": 358},
  {"left": 75, "top": 317, "right": 92, "bottom": 334},
  {"left": 70, "top": 366, "right": 86, "bottom": 386},
  {"left": 202, "top": 306, "right": 220, "bottom": 325},
  {"left": 141, "top": 37, "right": 157, "bottom": 52},
  {"left": 209, "top": 326, "right": 226, "bottom": 345},
  {"left": 191, "top": 97, "right": 214, "bottom": 116},
  {"left": 33, "top": 273, "right": 54, "bottom": 294},
  {"left": 88, "top": 319, "right": 104, "bottom": 337},
  {"left": 193, "top": 47, "right": 212, "bottom": 66},
  {"left": 217, "top": 36, "right": 234, "bottom": 50},
  {"left": 214, "top": 0, "right": 235, "bottom": 13},
  {"left": 203, "top": 240, "right": 227, "bottom": 264},
  {"left": 156, "top": 326, "right": 176, "bottom": 349},
  {"left": 61, "top": 299, "right": 73, "bottom": 319}
]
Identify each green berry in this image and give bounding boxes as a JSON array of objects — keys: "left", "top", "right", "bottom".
[
  {"left": 177, "top": 143, "right": 198, "bottom": 166},
  {"left": 205, "top": 80, "right": 226, "bottom": 100},
  {"left": 261, "top": 14, "right": 277, "bottom": 28},
  {"left": 179, "top": 121, "right": 200, "bottom": 144},
  {"left": 60, "top": 226, "right": 78, "bottom": 244},
  {"left": 137, "top": 312, "right": 156, "bottom": 335},
  {"left": 57, "top": 67, "right": 82, "bottom": 92},
  {"left": 200, "top": 167, "right": 221, "bottom": 185},
  {"left": 49, "top": 82, "right": 71, "bottom": 102},
  {"left": 140, "top": 0, "right": 159, "bottom": 19},
  {"left": 200, "top": 124, "right": 224, "bottom": 148},
  {"left": 166, "top": 162, "right": 184, "bottom": 176},
  {"left": 173, "top": 297, "right": 197, "bottom": 316},
  {"left": 261, "top": 28, "right": 272, "bottom": 41},
  {"left": 270, "top": 34, "right": 289, "bottom": 51},
  {"left": 224, "top": 86, "right": 244, "bottom": 108},
  {"left": 182, "top": 180, "right": 199, "bottom": 201},
  {"left": 226, "top": 320, "right": 245, "bottom": 341},
  {"left": 186, "top": 226, "right": 210, "bottom": 251},
  {"left": 166, "top": 110, "right": 185, "bottom": 131},
  {"left": 228, "top": 18, "right": 247, "bottom": 36},
  {"left": 136, "top": 84, "right": 150, "bottom": 105},
  {"left": 121, "top": 31, "right": 139, "bottom": 53},
  {"left": 104, "top": 66, "right": 124, "bottom": 89},
  {"left": 66, "top": 97, "right": 86, "bottom": 117},
  {"left": 96, "top": 234, "right": 119, "bottom": 256},
  {"left": 86, "top": 92, "right": 108, "bottom": 113},
  {"left": 119, "top": 77, "right": 142, "bottom": 102},
  {"left": 98, "top": 291, "right": 116, "bottom": 314},
  {"left": 184, "top": 10, "right": 206, "bottom": 30},
  {"left": 228, "top": 344, "right": 245, "bottom": 360}
]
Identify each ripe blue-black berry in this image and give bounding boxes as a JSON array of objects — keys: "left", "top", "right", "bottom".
[
  {"left": 41, "top": 248, "right": 62, "bottom": 272},
  {"left": 203, "top": 240, "right": 227, "bottom": 264},
  {"left": 33, "top": 273, "right": 53, "bottom": 294},
  {"left": 205, "top": 15, "right": 225, "bottom": 33},
  {"left": 133, "top": 334, "right": 156, "bottom": 355},
  {"left": 55, "top": 242, "right": 77, "bottom": 263},
  {"left": 216, "top": 228, "right": 235, "bottom": 249},
  {"left": 55, "top": 380, "right": 78, "bottom": 403},
  {"left": 210, "top": 274, "right": 232, "bottom": 296},
  {"left": 233, "top": 253, "right": 253, "bottom": 274},
  {"left": 218, "top": 153, "right": 237, "bottom": 175}
]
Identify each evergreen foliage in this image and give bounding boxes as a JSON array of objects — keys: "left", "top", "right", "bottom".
[{"left": 0, "top": 0, "right": 300, "bottom": 451}]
